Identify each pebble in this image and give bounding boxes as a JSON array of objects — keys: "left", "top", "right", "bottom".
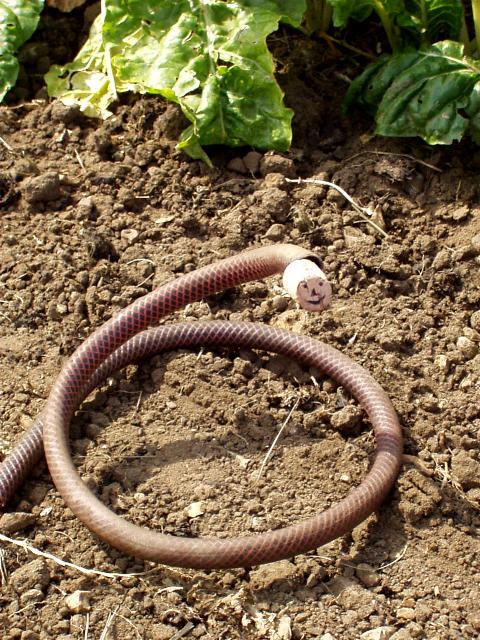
[
  {"left": 434, "top": 354, "right": 450, "bottom": 373},
  {"left": 360, "top": 627, "right": 396, "bottom": 640},
  {"left": 243, "top": 151, "right": 262, "bottom": 174},
  {"left": 9, "top": 559, "right": 50, "bottom": 593},
  {"left": 20, "top": 588, "right": 44, "bottom": 605},
  {"left": 330, "top": 406, "right": 362, "bottom": 433},
  {"left": 249, "top": 559, "right": 298, "bottom": 589},
  {"left": 451, "top": 451, "right": 480, "bottom": 489},
  {"left": 456, "top": 336, "right": 478, "bottom": 359},
  {"left": 355, "top": 562, "right": 381, "bottom": 587},
  {"left": 320, "top": 634, "right": 336, "bottom": 640},
  {"left": 452, "top": 204, "right": 470, "bottom": 221},
  {"left": 21, "top": 172, "right": 63, "bottom": 204},
  {"left": 77, "top": 196, "right": 94, "bottom": 217},
  {"left": 470, "top": 310, "right": 480, "bottom": 331},
  {"left": 264, "top": 223, "right": 285, "bottom": 240},
  {"left": 260, "top": 187, "right": 290, "bottom": 222},
  {"left": 396, "top": 607, "right": 416, "bottom": 621},
  {"left": 152, "top": 624, "right": 178, "bottom": 640},
  {"left": 120, "top": 228, "right": 139, "bottom": 244},
  {"left": 260, "top": 153, "right": 295, "bottom": 177},
  {"left": 227, "top": 157, "right": 247, "bottom": 174},
  {"left": 271, "top": 295, "right": 289, "bottom": 312},
  {"left": 263, "top": 172, "right": 287, "bottom": 189},
  {"left": 64, "top": 590, "right": 91, "bottom": 614},
  {"left": 0, "top": 511, "right": 36, "bottom": 533},
  {"left": 470, "top": 232, "right": 480, "bottom": 253}
]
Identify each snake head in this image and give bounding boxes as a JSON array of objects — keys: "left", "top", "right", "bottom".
[{"left": 282, "top": 259, "right": 332, "bottom": 312}]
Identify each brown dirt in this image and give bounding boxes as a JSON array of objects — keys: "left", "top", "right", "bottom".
[{"left": 0, "top": 10, "right": 480, "bottom": 640}]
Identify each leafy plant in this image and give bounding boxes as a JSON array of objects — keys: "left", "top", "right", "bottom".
[
  {"left": 1, "top": 0, "right": 480, "bottom": 155},
  {"left": 45, "top": 0, "right": 306, "bottom": 165},
  {"left": 345, "top": 40, "right": 480, "bottom": 144},
  {"left": 340, "top": 0, "right": 480, "bottom": 145},
  {"left": 0, "top": 0, "right": 43, "bottom": 101},
  {"left": 328, "top": 0, "right": 465, "bottom": 50}
]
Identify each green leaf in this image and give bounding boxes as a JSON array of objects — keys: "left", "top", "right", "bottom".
[
  {"left": 45, "top": 13, "right": 116, "bottom": 119},
  {"left": 327, "top": 0, "right": 463, "bottom": 50},
  {"left": 0, "top": 0, "right": 43, "bottom": 101},
  {"left": 327, "top": 0, "right": 403, "bottom": 28},
  {"left": 46, "top": 0, "right": 306, "bottom": 162},
  {"left": 345, "top": 40, "right": 480, "bottom": 145},
  {"left": 398, "top": 0, "right": 464, "bottom": 43}
]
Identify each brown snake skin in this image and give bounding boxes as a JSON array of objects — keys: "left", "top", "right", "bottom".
[{"left": 0, "top": 244, "right": 402, "bottom": 569}]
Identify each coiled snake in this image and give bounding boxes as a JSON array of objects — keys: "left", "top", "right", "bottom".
[{"left": 0, "top": 244, "right": 402, "bottom": 568}]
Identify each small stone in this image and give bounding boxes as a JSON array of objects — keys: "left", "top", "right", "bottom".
[
  {"left": 227, "top": 157, "right": 247, "bottom": 173},
  {"left": 121, "top": 229, "right": 139, "bottom": 244},
  {"left": 470, "top": 310, "right": 480, "bottom": 331},
  {"left": 264, "top": 223, "right": 285, "bottom": 240},
  {"left": 186, "top": 501, "right": 204, "bottom": 518},
  {"left": 263, "top": 172, "right": 287, "bottom": 189},
  {"left": 452, "top": 204, "right": 470, "bottom": 221},
  {"left": 451, "top": 451, "right": 480, "bottom": 489},
  {"left": 355, "top": 562, "right": 381, "bottom": 587},
  {"left": 243, "top": 151, "right": 262, "bottom": 174},
  {"left": 20, "top": 588, "right": 44, "bottom": 605},
  {"left": 360, "top": 627, "right": 396, "bottom": 640},
  {"left": 320, "top": 634, "right": 336, "bottom": 640},
  {"left": 272, "top": 295, "right": 289, "bottom": 312},
  {"left": 77, "top": 196, "right": 94, "bottom": 217},
  {"left": 432, "top": 249, "right": 450, "bottom": 270},
  {"left": 330, "top": 405, "right": 362, "bottom": 433},
  {"left": 64, "top": 590, "right": 91, "bottom": 614},
  {"left": 471, "top": 233, "right": 480, "bottom": 254},
  {"left": 260, "top": 153, "right": 295, "bottom": 178},
  {"left": 456, "top": 336, "right": 478, "bottom": 359},
  {"left": 249, "top": 559, "right": 298, "bottom": 589},
  {"left": 396, "top": 607, "right": 416, "bottom": 621},
  {"left": 9, "top": 559, "right": 50, "bottom": 593},
  {"left": 0, "top": 512, "right": 36, "bottom": 533},
  {"left": 152, "top": 624, "right": 178, "bottom": 640},
  {"left": 21, "top": 172, "right": 63, "bottom": 204},
  {"left": 20, "top": 632, "right": 39, "bottom": 640},
  {"left": 463, "top": 327, "right": 480, "bottom": 341},
  {"left": 434, "top": 354, "right": 450, "bottom": 373}
]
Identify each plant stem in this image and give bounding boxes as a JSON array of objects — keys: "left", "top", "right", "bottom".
[
  {"left": 371, "top": 0, "right": 400, "bottom": 51},
  {"left": 304, "top": 0, "right": 333, "bottom": 34},
  {"left": 472, "top": 0, "right": 480, "bottom": 55},
  {"left": 459, "top": 16, "right": 470, "bottom": 49}
]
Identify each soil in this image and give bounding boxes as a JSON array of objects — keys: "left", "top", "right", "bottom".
[{"left": 0, "top": 6, "right": 479, "bottom": 640}]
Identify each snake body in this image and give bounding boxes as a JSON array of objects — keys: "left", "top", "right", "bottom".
[{"left": 0, "top": 244, "right": 402, "bottom": 569}]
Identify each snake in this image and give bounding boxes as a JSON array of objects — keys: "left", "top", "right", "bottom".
[{"left": 0, "top": 244, "right": 402, "bottom": 569}]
